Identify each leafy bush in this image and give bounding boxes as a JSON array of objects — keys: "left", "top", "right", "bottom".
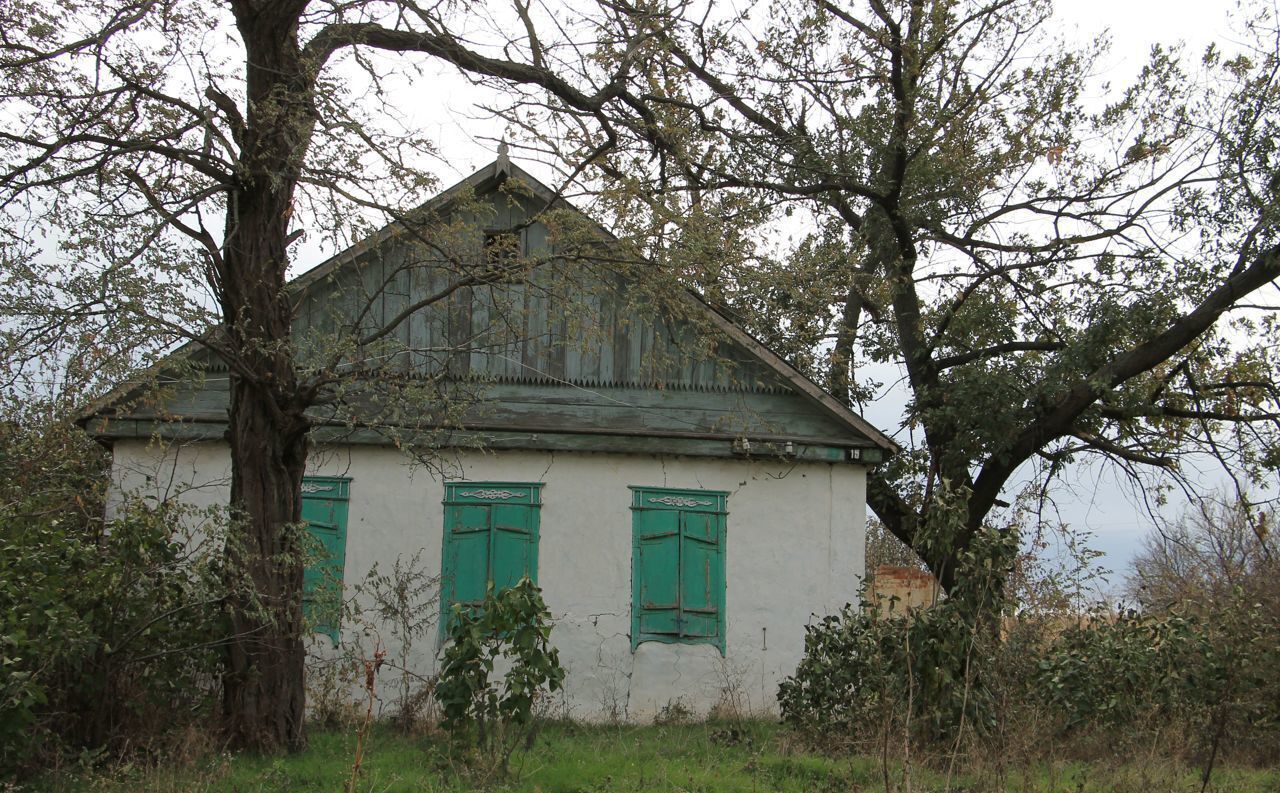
[
  {"left": 781, "top": 567, "right": 1280, "bottom": 769},
  {"left": 1033, "top": 496, "right": 1280, "bottom": 766},
  {"left": 778, "top": 595, "right": 1004, "bottom": 750},
  {"left": 776, "top": 602, "right": 904, "bottom": 746},
  {"left": 780, "top": 491, "right": 1018, "bottom": 749},
  {"left": 781, "top": 484, "right": 1280, "bottom": 774},
  {"left": 436, "top": 578, "right": 565, "bottom": 778},
  {"left": 1036, "top": 600, "right": 1280, "bottom": 764},
  {"left": 1, "top": 502, "right": 227, "bottom": 772},
  {"left": 0, "top": 418, "right": 225, "bottom": 775},
  {"left": 1035, "top": 609, "right": 1205, "bottom": 734}
]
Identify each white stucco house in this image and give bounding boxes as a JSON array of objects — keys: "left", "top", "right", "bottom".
[{"left": 84, "top": 153, "right": 896, "bottom": 721}]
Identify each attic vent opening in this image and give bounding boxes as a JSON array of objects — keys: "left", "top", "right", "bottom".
[{"left": 484, "top": 229, "right": 522, "bottom": 268}]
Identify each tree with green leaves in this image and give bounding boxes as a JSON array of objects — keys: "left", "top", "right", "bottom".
[
  {"left": 498, "top": 0, "right": 1280, "bottom": 592},
  {"left": 0, "top": 0, "right": 651, "bottom": 752}
]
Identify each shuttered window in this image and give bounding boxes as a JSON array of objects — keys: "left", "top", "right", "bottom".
[
  {"left": 301, "top": 476, "right": 350, "bottom": 644},
  {"left": 441, "top": 482, "right": 542, "bottom": 632},
  {"left": 630, "top": 486, "right": 727, "bottom": 653}
]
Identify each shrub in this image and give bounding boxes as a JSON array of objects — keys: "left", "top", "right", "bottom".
[
  {"left": 1035, "top": 608, "right": 1205, "bottom": 736},
  {"left": 1036, "top": 600, "right": 1280, "bottom": 765},
  {"left": 779, "top": 500, "right": 1018, "bottom": 750},
  {"left": 0, "top": 419, "right": 225, "bottom": 775},
  {"left": 781, "top": 577, "right": 1280, "bottom": 769},
  {"left": 435, "top": 578, "right": 565, "bottom": 778},
  {"left": 778, "top": 596, "right": 1004, "bottom": 751}
]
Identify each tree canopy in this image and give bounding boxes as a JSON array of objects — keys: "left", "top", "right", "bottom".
[{"left": 493, "top": 0, "right": 1280, "bottom": 590}]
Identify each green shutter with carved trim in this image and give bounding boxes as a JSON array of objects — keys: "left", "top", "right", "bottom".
[
  {"left": 630, "top": 486, "right": 726, "bottom": 653},
  {"left": 301, "top": 476, "right": 350, "bottom": 644},
  {"left": 441, "top": 482, "right": 542, "bottom": 633}
]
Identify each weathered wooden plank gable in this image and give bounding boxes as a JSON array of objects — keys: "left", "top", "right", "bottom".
[{"left": 99, "top": 173, "right": 879, "bottom": 453}]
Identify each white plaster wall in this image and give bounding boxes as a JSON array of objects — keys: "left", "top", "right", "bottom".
[
  {"left": 109, "top": 438, "right": 233, "bottom": 517},
  {"left": 109, "top": 440, "right": 867, "bottom": 721}
]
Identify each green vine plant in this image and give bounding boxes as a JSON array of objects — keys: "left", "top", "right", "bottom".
[{"left": 435, "top": 578, "right": 565, "bottom": 781}]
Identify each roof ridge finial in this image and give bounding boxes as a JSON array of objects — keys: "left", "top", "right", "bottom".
[{"left": 496, "top": 139, "right": 511, "bottom": 174}]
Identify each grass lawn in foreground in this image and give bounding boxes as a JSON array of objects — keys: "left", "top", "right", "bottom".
[{"left": 29, "top": 721, "right": 1280, "bottom": 792}]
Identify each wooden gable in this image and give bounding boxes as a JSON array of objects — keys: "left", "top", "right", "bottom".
[{"left": 85, "top": 158, "right": 894, "bottom": 464}]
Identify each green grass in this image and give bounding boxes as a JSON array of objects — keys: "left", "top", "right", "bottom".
[{"left": 27, "top": 721, "right": 1280, "bottom": 793}]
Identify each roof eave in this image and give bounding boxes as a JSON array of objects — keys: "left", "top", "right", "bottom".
[{"left": 684, "top": 290, "right": 900, "bottom": 455}]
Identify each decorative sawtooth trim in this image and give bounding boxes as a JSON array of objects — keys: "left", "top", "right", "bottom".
[
  {"left": 460, "top": 488, "right": 524, "bottom": 500},
  {"left": 648, "top": 495, "right": 712, "bottom": 508},
  {"left": 312, "top": 368, "right": 792, "bottom": 395}
]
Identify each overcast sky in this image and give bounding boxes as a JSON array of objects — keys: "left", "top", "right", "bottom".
[{"left": 1059, "top": 0, "right": 1235, "bottom": 57}]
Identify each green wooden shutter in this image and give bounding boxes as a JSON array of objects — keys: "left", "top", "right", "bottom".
[
  {"left": 441, "top": 483, "right": 542, "bottom": 632},
  {"left": 445, "top": 503, "right": 491, "bottom": 610},
  {"left": 635, "top": 509, "right": 681, "bottom": 636},
  {"left": 301, "top": 476, "right": 350, "bottom": 644},
  {"left": 631, "top": 487, "right": 727, "bottom": 653},
  {"left": 679, "top": 510, "right": 722, "bottom": 639}
]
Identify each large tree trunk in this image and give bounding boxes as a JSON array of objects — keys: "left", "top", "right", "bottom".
[
  {"left": 218, "top": 1, "right": 318, "bottom": 752},
  {"left": 222, "top": 379, "right": 310, "bottom": 751},
  {"left": 218, "top": 184, "right": 312, "bottom": 751}
]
